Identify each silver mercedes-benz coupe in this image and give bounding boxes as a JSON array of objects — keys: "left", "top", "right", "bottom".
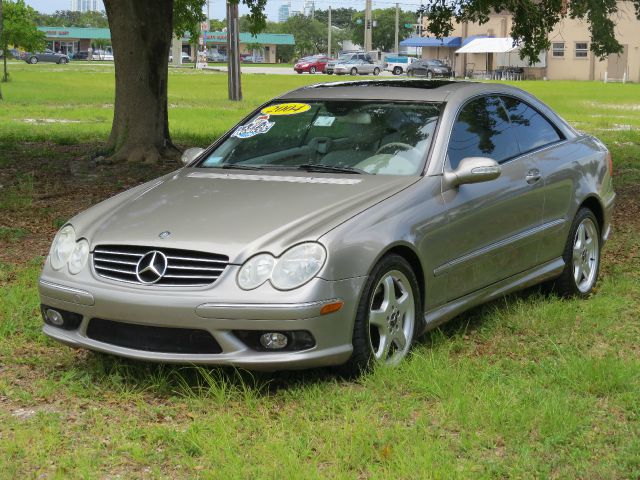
[{"left": 39, "top": 80, "right": 615, "bottom": 375}]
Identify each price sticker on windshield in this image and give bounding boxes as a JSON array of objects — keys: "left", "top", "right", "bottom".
[{"left": 261, "top": 103, "right": 311, "bottom": 116}]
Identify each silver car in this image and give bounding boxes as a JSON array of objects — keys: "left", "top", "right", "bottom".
[
  {"left": 39, "top": 80, "right": 615, "bottom": 376},
  {"left": 334, "top": 59, "right": 382, "bottom": 76}
]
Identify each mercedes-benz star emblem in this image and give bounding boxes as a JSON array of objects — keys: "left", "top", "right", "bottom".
[
  {"left": 159, "top": 231, "right": 171, "bottom": 239},
  {"left": 136, "top": 251, "right": 168, "bottom": 284}
]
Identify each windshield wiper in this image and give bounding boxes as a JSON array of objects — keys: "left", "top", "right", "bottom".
[
  {"left": 219, "top": 164, "right": 263, "bottom": 170},
  {"left": 296, "top": 164, "right": 370, "bottom": 175}
]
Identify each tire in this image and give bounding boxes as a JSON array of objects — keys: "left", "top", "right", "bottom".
[
  {"left": 350, "top": 67, "right": 358, "bottom": 76},
  {"left": 296, "top": 70, "right": 302, "bottom": 74},
  {"left": 373, "top": 67, "right": 380, "bottom": 76},
  {"left": 29, "top": 56, "right": 38, "bottom": 64},
  {"left": 58, "top": 58, "right": 68, "bottom": 64},
  {"left": 327, "top": 71, "right": 333, "bottom": 75},
  {"left": 309, "top": 66, "right": 316, "bottom": 74},
  {"left": 553, "top": 208, "right": 601, "bottom": 297},
  {"left": 392, "top": 66, "right": 402, "bottom": 75},
  {"left": 426, "top": 70, "right": 433, "bottom": 79},
  {"left": 335, "top": 254, "right": 422, "bottom": 378}
]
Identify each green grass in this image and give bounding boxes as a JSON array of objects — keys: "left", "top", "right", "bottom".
[{"left": 0, "top": 62, "right": 639, "bottom": 479}]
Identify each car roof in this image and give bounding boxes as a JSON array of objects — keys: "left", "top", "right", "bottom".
[{"left": 280, "top": 80, "right": 531, "bottom": 103}]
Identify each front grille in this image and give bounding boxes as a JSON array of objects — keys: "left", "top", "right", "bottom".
[
  {"left": 87, "top": 318, "right": 222, "bottom": 354},
  {"left": 93, "top": 245, "right": 229, "bottom": 287}
]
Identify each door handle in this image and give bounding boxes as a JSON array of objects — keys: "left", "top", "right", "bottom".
[{"left": 525, "top": 169, "right": 542, "bottom": 184}]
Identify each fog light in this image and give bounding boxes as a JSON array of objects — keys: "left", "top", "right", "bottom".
[
  {"left": 46, "top": 309, "right": 64, "bottom": 326},
  {"left": 259, "top": 332, "right": 288, "bottom": 350}
]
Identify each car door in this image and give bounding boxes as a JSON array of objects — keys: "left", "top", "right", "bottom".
[{"left": 439, "top": 95, "right": 545, "bottom": 301}]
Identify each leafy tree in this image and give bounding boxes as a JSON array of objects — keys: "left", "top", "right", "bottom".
[
  {"left": 1, "top": 0, "right": 45, "bottom": 82},
  {"left": 208, "top": 18, "right": 226, "bottom": 31},
  {"left": 314, "top": 8, "right": 358, "bottom": 30},
  {"left": 101, "top": 0, "right": 266, "bottom": 164},
  {"left": 351, "top": 8, "right": 416, "bottom": 52},
  {"left": 34, "top": 10, "right": 109, "bottom": 28},
  {"left": 419, "top": 0, "right": 640, "bottom": 62}
]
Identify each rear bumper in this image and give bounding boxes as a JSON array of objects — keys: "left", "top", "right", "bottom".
[{"left": 39, "top": 275, "right": 366, "bottom": 371}]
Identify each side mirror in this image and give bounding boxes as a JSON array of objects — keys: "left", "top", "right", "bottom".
[
  {"left": 181, "top": 147, "right": 204, "bottom": 165},
  {"left": 444, "top": 157, "right": 501, "bottom": 188}
]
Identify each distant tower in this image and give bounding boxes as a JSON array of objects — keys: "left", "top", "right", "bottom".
[
  {"left": 303, "top": 0, "right": 315, "bottom": 18},
  {"left": 70, "top": 0, "right": 102, "bottom": 12},
  {"left": 278, "top": 2, "right": 291, "bottom": 23}
]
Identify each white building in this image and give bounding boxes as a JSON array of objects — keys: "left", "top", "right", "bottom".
[
  {"left": 70, "top": 0, "right": 102, "bottom": 13},
  {"left": 303, "top": 0, "right": 315, "bottom": 18}
]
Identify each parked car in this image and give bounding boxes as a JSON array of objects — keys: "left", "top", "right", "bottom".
[
  {"left": 333, "top": 58, "right": 382, "bottom": 76},
  {"left": 206, "top": 52, "right": 227, "bottom": 63},
  {"left": 39, "top": 80, "right": 614, "bottom": 375},
  {"left": 92, "top": 49, "right": 114, "bottom": 61},
  {"left": 407, "top": 59, "right": 453, "bottom": 78},
  {"left": 24, "top": 49, "right": 70, "bottom": 64},
  {"left": 169, "top": 52, "right": 191, "bottom": 63},
  {"left": 0, "top": 48, "right": 24, "bottom": 60},
  {"left": 241, "top": 53, "right": 264, "bottom": 63},
  {"left": 384, "top": 55, "right": 418, "bottom": 75},
  {"left": 294, "top": 55, "right": 329, "bottom": 74},
  {"left": 72, "top": 51, "right": 90, "bottom": 60},
  {"left": 326, "top": 52, "right": 372, "bottom": 74}
]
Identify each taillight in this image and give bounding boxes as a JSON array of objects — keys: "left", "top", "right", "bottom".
[{"left": 606, "top": 151, "right": 613, "bottom": 176}]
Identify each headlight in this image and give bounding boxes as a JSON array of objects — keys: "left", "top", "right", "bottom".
[
  {"left": 50, "top": 225, "right": 76, "bottom": 270},
  {"left": 68, "top": 239, "right": 90, "bottom": 274},
  {"left": 237, "top": 253, "right": 276, "bottom": 290},
  {"left": 271, "top": 243, "right": 326, "bottom": 290}
]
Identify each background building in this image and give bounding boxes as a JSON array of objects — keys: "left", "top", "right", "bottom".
[
  {"left": 303, "top": 0, "right": 315, "bottom": 18},
  {"left": 70, "top": 0, "right": 103, "bottom": 13},
  {"left": 414, "top": 1, "right": 639, "bottom": 81},
  {"left": 278, "top": 2, "right": 291, "bottom": 23}
]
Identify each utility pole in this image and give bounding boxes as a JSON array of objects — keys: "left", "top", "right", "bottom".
[
  {"left": 226, "top": 1, "right": 242, "bottom": 101},
  {"left": 327, "top": 6, "right": 332, "bottom": 58},
  {"left": 364, "top": 0, "right": 372, "bottom": 53},
  {"left": 394, "top": 3, "right": 399, "bottom": 53}
]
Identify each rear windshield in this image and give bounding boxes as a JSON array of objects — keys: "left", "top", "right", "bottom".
[{"left": 198, "top": 100, "right": 442, "bottom": 176}]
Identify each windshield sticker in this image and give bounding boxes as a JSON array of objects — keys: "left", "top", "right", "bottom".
[
  {"left": 231, "top": 115, "right": 275, "bottom": 139},
  {"left": 313, "top": 116, "right": 335, "bottom": 127},
  {"left": 261, "top": 103, "right": 312, "bottom": 116}
]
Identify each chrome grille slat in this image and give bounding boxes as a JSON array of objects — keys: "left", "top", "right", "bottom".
[{"left": 92, "top": 245, "right": 229, "bottom": 287}]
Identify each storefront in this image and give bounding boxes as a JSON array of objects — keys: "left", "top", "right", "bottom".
[{"left": 37, "top": 27, "right": 111, "bottom": 55}]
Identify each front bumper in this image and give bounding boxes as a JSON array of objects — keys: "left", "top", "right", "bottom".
[{"left": 39, "top": 272, "right": 366, "bottom": 371}]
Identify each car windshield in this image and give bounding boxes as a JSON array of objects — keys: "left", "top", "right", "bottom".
[{"left": 197, "top": 100, "right": 442, "bottom": 176}]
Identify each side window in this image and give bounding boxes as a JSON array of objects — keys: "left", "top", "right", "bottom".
[
  {"left": 447, "top": 96, "right": 519, "bottom": 169},
  {"left": 500, "top": 96, "right": 562, "bottom": 154}
]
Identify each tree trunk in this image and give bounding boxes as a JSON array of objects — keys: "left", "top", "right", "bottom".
[
  {"left": 102, "top": 0, "right": 178, "bottom": 164},
  {"left": 0, "top": 0, "right": 4, "bottom": 98}
]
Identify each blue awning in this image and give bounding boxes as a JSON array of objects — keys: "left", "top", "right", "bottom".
[
  {"left": 400, "top": 36, "right": 462, "bottom": 48},
  {"left": 461, "top": 35, "right": 493, "bottom": 47}
]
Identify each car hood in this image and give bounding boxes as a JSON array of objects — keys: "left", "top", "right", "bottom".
[{"left": 80, "top": 168, "right": 418, "bottom": 263}]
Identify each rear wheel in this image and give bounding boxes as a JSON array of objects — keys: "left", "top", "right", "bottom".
[
  {"left": 554, "top": 208, "right": 601, "bottom": 297},
  {"left": 58, "top": 57, "right": 68, "bottom": 64},
  {"left": 350, "top": 67, "right": 358, "bottom": 76},
  {"left": 29, "top": 56, "right": 38, "bottom": 64},
  {"left": 335, "top": 254, "right": 421, "bottom": 378},
  {"left": 309, "top": 66, "right": 317, "bottom": 74}
]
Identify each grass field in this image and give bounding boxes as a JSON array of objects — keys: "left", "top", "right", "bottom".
[{"left": 0, "top": 62, "right": 639, "bottom": 479}]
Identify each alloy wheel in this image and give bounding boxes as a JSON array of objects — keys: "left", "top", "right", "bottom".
[
  {"left": 368, "top": 270, "right": 415, "bottom": 365},
  {"left": 573, "top": 217, "right": 599, "bottom": 293}
]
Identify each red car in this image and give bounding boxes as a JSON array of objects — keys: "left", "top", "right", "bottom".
[{"left": 294, "top": 55, "right": 329, "bottom": 74}]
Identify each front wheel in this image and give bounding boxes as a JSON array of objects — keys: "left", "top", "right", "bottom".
[
  {"left": 373, "top": 67, "right": 380, "bottom": 76},
  {"left": 553, "top": 208, "right": 601, "bottom": 297},
  {"left": 29, "top": 56, "right": 38, "bottom": 64},
  {"left": 335, "top": 254, "right": 421, "bottom": 377},
  {"left": 309, "top": 66, "right": 317, "bottom": 74},
  {"left": 350, "top": 67, "right": 358, "bottom": 76},
  {"left": 58, "top": 58, "right": 68, "bottom": 64}
]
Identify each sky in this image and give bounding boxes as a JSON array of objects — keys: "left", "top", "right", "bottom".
[{"left": 25, "top": 0, "right": 427, "bottom": 22}]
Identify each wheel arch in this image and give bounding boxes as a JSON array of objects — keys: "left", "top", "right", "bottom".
[
  {"left": 578, "top": 195, "right": 604, "bottom": 235},
  {"left": 372, "top": 243, "right": 426, "bottom": 311}
]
